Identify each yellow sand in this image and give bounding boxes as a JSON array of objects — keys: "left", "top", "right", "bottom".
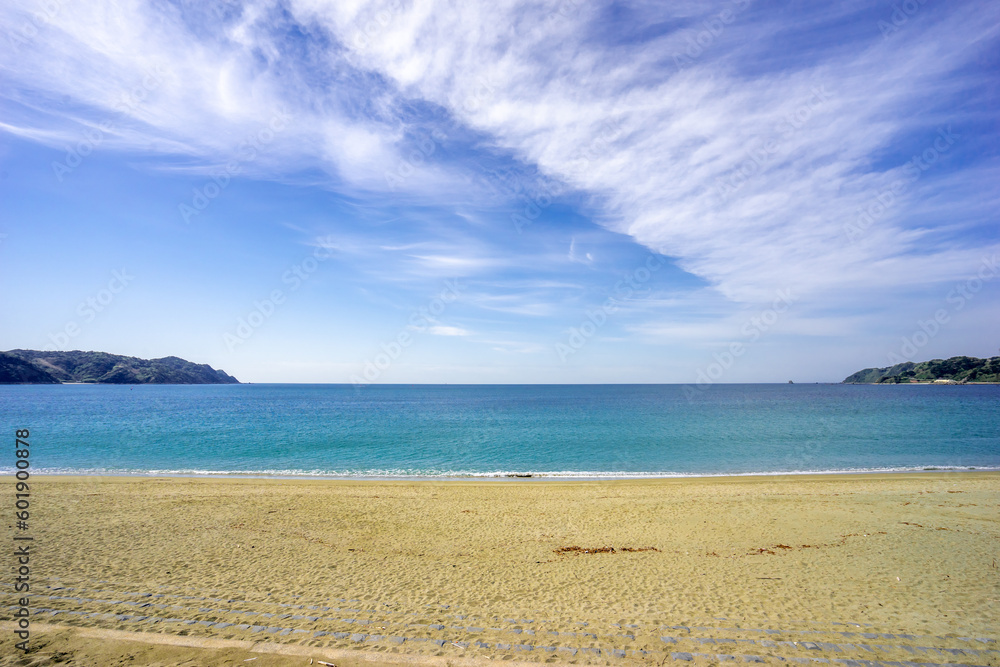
[{"left": 2, "top": 473, "right": 998, "bottom": 665}]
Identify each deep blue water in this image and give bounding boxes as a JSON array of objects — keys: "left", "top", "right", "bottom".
[{"left": 1, "top": 383, "right": 998, "bottom": 477}]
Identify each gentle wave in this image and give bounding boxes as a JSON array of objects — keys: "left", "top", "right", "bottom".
[{"left": 6, "top": 465, "right": 997, "bottom": 480}]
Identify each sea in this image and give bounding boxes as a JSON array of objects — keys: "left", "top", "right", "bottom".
[{"left": 2, "top": 383, "right": 998, "bottom": 478}]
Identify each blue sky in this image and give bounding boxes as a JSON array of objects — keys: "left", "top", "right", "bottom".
[{"left": 1, "top": 0, "right": 998, "bottom": 383}]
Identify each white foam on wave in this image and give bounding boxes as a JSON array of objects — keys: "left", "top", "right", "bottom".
[{"left": 6, "top": 464, "right": 998, "bottom": 480}]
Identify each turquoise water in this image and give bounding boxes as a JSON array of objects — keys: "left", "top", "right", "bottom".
[{"left": 1, "top": 383, "right": 998, "bottom": 477}]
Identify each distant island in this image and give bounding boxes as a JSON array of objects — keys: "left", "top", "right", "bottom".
[
  {"left": 0, "top": 350, "right": 239, "bottom": 384},
  {"left": 843, "top": 355, "right": 1000, "bottom": 384}
]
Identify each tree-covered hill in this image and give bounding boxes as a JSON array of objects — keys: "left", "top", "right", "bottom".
[
  {"left": 0, "top": 353, "right": 61, "bottom": 384},
  {"left": 843, "top": 355, "right": 1000, "bottom": 384},
  {"left": 0, "top": 350, "right": 239, "bottom": 384}
]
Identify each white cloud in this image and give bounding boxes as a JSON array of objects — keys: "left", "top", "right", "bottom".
[
  {"left": 280, "top": 0, "right": 1000, "bottom": 304},
  {"left": 3, "top": 0, "right": 998, "bottom": 318},
  {"left": 427, "top": 325, "right": 470, "bottom": 336}
]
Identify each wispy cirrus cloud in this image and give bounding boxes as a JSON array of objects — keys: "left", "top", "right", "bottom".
[
  {"left": 2, "top": 0, "right": 998, "bottom": 382},
  {"left": 6, "top": 1, "right": 996, "bottom": 306},
  {"left": 301, "top": 0, "right": 1000, "bottom": 303},
  {"left": 427, "top": 325, "right": 469, "bottom": 337}
]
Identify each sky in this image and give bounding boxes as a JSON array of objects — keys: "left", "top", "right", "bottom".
[{"left": 1, "top": 0, "right": 998, "bottom": 384}]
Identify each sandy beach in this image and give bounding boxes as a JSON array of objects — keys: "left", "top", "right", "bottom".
[{"left": 3, "top": 472, "right": 998, "bottom": 666}]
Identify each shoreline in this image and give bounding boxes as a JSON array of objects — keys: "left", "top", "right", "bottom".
[{"left": 13, "top": 466, "right": 1000, "bottom": 482}]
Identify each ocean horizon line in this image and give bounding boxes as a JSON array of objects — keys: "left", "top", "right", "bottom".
[
  {"left": 37, "top": 380, "right": 1000, "bottom": 387},
  {"left": 43, "top": 381, "right": 843, "bottom": 386}
]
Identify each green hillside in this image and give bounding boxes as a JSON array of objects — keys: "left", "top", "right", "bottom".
[
  {"left": 0, "top": 350, "right": 239, "bottom": 384},
  {"left": 843, "top": 355, "right": 1000, "bottom": 384},
  {"left": 0, "top": 353, "right": 61, "bottom": 384}
]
